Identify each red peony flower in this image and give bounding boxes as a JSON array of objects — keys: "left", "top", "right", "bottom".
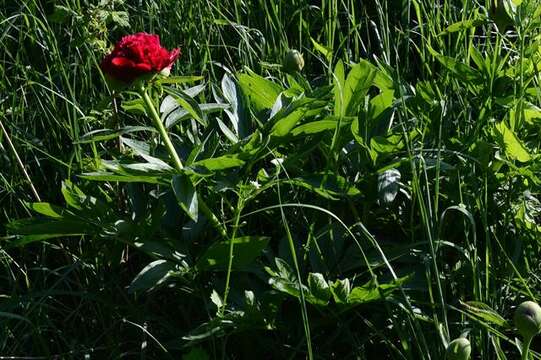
[{"left": 101, "top": 32, "right": 181, "bottom": 83}]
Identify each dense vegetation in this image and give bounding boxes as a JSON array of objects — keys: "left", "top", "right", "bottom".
[{"left": 1, "top": 0, "right": 541, "bottom": 358}]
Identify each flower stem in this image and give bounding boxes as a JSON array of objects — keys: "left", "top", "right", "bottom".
[
  {"left": 140, "top": 87, "right": 183, "bottom": 171},
  {"left": 140, "top": 85, "right": 228, "bottom": 239},
  {"left": 522, "top": 336, "right": 533, "bottom": 360}
]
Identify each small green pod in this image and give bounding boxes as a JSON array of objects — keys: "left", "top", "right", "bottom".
[
  {"left": 283, "top": 49, "right": 305, "bottom": 73},
  {"left": 514, "top": 301, "right": 541, "bottom": 339},
  {"left": 446, "top": 337, "right": 471, "bottom": 360}
]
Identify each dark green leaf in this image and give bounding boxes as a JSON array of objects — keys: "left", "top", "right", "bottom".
[
  {"left": 172, "top": 174, "right": 198, "bottom": 221},
  {"left": 196, "top": 236, "right": 270, "bottom": 271},
  {"left": 128, "top": 260, "right": 176, "bottom": 293}
]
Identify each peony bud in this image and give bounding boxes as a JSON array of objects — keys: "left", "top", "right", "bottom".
[
  {"left": 446, "top": 337, "right": 471, "bottom": 360},
  {"left": 283, "top": 49, "right": 304, "bottom": 73},
  {"left": 160, "top": 66, "right": 171, "bottom": 77},
  {"left": 514, "top": 301, "right": 541, "bottom": 339}
]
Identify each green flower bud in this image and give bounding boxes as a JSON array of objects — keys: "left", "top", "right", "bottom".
[
  {"left": 514, "top": 301, "right": 541, "bottom": 339},
  {"left": 283, "top": 49, "right": 304, "bottom": 73},
  {"left": 446, "top": 337, "right": 471, "bottom": 360}
]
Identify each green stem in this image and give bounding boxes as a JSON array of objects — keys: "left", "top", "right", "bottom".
[
  {"left": 522, "top": 336, "right": 533, "bottom": 360},
  {"left": 140, "top": 87, "right": 183, "bottom": 171},
  {"left": 219, "top": 197, "right": 243, "bottom": 317},
  {"left": 140, "top": 86, "right": 228, "bottom": 239}
]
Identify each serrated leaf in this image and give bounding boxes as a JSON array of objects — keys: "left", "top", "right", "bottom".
[
  {"left": 330, "top": 278, "right": 351, "bottom": 304},
  {"left": 307, "top": 273, "right": 331, "bottom": 305}
]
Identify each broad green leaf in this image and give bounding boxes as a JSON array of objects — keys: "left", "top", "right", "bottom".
[
  {"left": 333, "top": 60, "right": 345, "bottom": 117},
  {"left": 192, "top": 155, "right": 245, "bottom": 171},
  {"left": 511, "top": 101, "right": 541, "bottom": 126},
  {"left": 238, "top": 70, "right": 282, "bottom": 112},
  {"left": 343, "top": 60, "right": 377, "bottom": 115},
  {"left": 493, "top": 121, "right": 531, "bottom": 162},
  {"left": 307, "top": 273, "right": 331, "bottom": 305},
  {"left": 222, "top": 73, "right": 249, "bottom": 138},
  {"left": 61, "top": 180, "right": 87, "bottom": 210},
  {"left": 369, "top": 90, "right": 394, "bottom": 120},
  {"left": 128, "top": 260, "right": 176, "bottom": 293},
  {"left": 290, "top": 117, "right": 353, "bottom": 136},
  {"left": 267, "top": 260, "right": 306, "bottom": 299},
  {"left": 172, "top": 174, "right": 198, "bottom": 222},
  {"left": 330, "top": 278, "right": 351, "bottom": 304},
  {"left": 6, "top": 218, "right": 95, "bottom": 246},
  {"left": 163, "top": 87, "right": 206, "bottom": 126},
  {"left": 165, "top": 103, "right": 228, "bottom": 129},
  {"left": 270, "top": 109, "right": 306, "bottom": 137},
  {"left": 25, "top": 202, "right": 70, "bottom": 218},
  {"left": 196, "top": 236, "right": 270, "bottom": 271},
  {"left": 119, "top": 162, "right": 174, "bottom": 175},
  {"left": 348, "top": 274, "right": 411, "bottom": 304}
]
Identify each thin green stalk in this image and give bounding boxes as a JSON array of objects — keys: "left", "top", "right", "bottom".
[
  {"left": 0, "top": 117, "right": 41, "bottom": 202},
  {"left": 522, "top": 335, "right": 533, "bottom": 360},
  {"left": 140, "top": 87, "right": 183, "bottom": 171},
  {"left": 219, "top": 197, "right": 243, "bottom": 317},
  {"left": 276, "top": 180, "right": 313, "bottom": 360}
]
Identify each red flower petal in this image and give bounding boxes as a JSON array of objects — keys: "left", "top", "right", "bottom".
[{"left": 100, "top": 33, "right": 181, "bottom": 83}]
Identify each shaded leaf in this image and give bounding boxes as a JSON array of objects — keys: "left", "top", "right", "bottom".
[
  {"left": 196, "top": 236, "right": 270, "bottom": 271},
  {"left": 128, "top": 260, "right": 176, "bottom": 293},
  {"left": 172, "top": 174, "right": 198, "bottom": 221}
]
